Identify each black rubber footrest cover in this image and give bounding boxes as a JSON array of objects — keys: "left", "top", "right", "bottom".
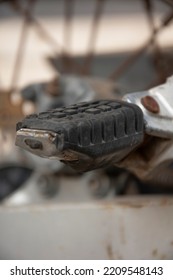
[{"left": 16, "top": 100, "right": 144, "bottom": 171}]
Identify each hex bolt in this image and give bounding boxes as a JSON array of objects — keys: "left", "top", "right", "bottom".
[{"left": 141, "top": 95, "right": 160, "bottom": 114}]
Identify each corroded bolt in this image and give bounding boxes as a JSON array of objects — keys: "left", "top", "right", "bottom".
[{"left": 141, "top": 95, "right": 160, "bottom": 113}]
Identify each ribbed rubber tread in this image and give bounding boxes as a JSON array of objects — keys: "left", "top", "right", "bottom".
[{"left": 16, "top": 100, "right": 144, "bottom": 158}]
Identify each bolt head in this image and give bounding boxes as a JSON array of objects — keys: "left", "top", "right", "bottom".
[{"left": 141, "top": 95, "right": 160, "bottom": 114}]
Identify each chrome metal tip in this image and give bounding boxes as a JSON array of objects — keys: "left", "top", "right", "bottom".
[{"left": 15, "top": 128, "right": 62, "bottom": 159}]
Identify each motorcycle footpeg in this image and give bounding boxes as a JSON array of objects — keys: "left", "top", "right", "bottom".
[{"left": 16, "top": 100, "right": 144, "bottom": 172}]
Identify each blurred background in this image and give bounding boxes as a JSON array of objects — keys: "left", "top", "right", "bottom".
[
  {"left": 1, "top": 0, "right": 173, "bottom": 259},
  {"left": 1, "top": 0, "right": 173, "bottom": 90}
]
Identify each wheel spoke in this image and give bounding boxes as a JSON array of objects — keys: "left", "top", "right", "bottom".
[
  {"left": 10, "top": 0, "right": 36, "bottom": 92},
  {"left": 12, "top": 0, "right": 81, "bottom": 74},
  {"left": 61, "top": 0, "right": 75, "bottom": 72},
  {"left": 81, "top": 0, "right": 105, "bottom": 75},
  {"left": 109, "top": 7, "right": 173, "bottom": 81},
  {"left": 143, "top": 0, "right": 166, "bottom": 86}
]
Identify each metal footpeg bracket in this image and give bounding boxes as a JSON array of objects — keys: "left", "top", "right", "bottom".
[
  {"left": 16, "top": 100, "right": 144, "bottom": 172},
  {"left": 123, "top": 76, "right": 173, "bottom": 139}
]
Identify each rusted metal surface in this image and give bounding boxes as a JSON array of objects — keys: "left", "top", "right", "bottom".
[
  {"left": 141, "top": 95, "right": 160, "bottom": 113},
  {"left": 0, "top": 90, "right": 23, "bottom": 130},
  {"left": 0, "top": 89, "right": 23, "bottom": 165}
]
